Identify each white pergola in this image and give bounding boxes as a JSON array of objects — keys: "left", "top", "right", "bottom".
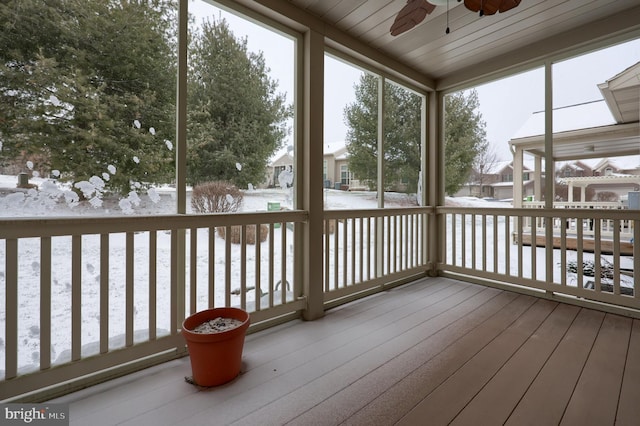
[{"left": 560, "top": 175, "right": 640, "bottom": 202}]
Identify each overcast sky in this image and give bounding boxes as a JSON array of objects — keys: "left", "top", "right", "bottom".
[{"left": 191, "top": 1, "right": 640, "bottom": 161}]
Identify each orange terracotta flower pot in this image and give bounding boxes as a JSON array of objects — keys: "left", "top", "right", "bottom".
[{"left": 181, "top": 307, "right": 250, "bottom": 387}]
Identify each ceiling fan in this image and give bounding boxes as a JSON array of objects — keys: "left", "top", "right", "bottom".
[{"left": 390, "top": 0, "right": 522, "bottom": 36}]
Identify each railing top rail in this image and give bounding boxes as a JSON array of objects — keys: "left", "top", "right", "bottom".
[
  {"left": 437, "top": 206, "right": 639, "bottom": 220},
  {"left": 0, "top": 210, "right": 308, "bottom": 239},
  {"left": 524, "top": 201, "right": 624, "bottom": 209},
  {"left": 324, "top": 206, "right": 433, "bottom": 219}
]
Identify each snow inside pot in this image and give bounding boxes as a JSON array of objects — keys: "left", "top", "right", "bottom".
[{"left": 181, "top": 307, "right": 250, "bottom": 387}]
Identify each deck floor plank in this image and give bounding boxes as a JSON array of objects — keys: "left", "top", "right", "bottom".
[
  {"left": 505, "top": 308, "right": 605, "bottom": 425},
  {"left": 561, "top": 313, "right": 632, "bottom": 426},
  {"left": 285, "top": 287, "right": 510, "bottom": 426},
  {"left": 231, "top": 286, "right": 505, "bottom": 426},
  {"left": 450, "top": 302, "right": 581, "bottom": 425},
  {"left": 49, "top": 278, "right": 637, "bottom": 426},
  {"left": 397, "top": 298, "right": 559, "bottom": 425},
  {"left": 343, "top": 293, "right": 538, "bottom": 425},
  {"left": 616, "top": 319, "right": 640, "bottom": 424}
]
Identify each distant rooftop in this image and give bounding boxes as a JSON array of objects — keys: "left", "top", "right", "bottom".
[{"left": 512, "top": 100, "right": 616, "bottom": 139}]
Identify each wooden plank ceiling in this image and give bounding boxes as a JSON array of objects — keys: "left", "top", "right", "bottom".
[{"left": 285, "top": 0, "right": 640, "bottom": 88}]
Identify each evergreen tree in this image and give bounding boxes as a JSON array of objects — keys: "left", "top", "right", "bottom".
[
  {"left": 0, "top": 0, "right": 177, "bottom": 193},
  {"left": 444, "top": 90, "right": 487, "bottom": 195},
  {"left": 186, "top": 18, "right": 291, "bottom": 188},
  {"left": 344, "top": 75, "right": 486, "bottom": 195},
  {"left": 344, "top": 75, "right": 422, "bottom": 192}
]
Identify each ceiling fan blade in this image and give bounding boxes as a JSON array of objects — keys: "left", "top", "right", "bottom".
[
  {"left": 498, "top": 0, "right": 521, "bottom": 13},
  {"left": 464, "top": 0, "right": 521, "bottom": 16},
  {"left": 390, "top": 0, "right": 437, "bottom": 36}
]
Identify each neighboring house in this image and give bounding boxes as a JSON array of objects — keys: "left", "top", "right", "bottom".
[
  {"left": 265, "top": 141, "right": 366, "bottom": 191},
  {"left": 323, "top": 140, "right": 372, "bottom": 191},
  {"left": 456, "top": 160, "right": 535, "bottom": 201},
  {"left": 556, "top": 160, "right": 591, "bottom": 178},
  {"left": 265, "top": 152, "right": 294, "bottom": 188},
  {"left": 323, "top": 141, "right": 350, "bottom": 189},
  {"left": 557, "top": 157, "right": 640, "bottom": 202}
]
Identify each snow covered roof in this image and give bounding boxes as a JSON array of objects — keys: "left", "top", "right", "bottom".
[
  {"left": 512, "top": 100, "right": 616, "bottom": 139},
  {"left": 483, "top": 160, "right": 535, "bottom": 175},
  {"left": 325, "top": 140, "right": 348, "bottom": 159},
  {"left": 510, "top": 62, "right": 640, "bottom": 162}
]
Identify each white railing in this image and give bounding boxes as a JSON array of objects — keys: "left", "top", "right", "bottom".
[
  {"left": 0, "top": 210, "right": 306, "bottom": 401},
  {"left": 439, "top": 206, "right": 640, "bottom": 310},
  {"left": 323, "top": 207, "right": 430, "bottom": 305},
  {"left": 3, "top": 203, "right": 639, "bottom": 402},
  {"left": 521, "top": 202, "right": 635, "bottom": 251},
  {"left": 524, "top": 201, "right": 624, "bottom": 209}
]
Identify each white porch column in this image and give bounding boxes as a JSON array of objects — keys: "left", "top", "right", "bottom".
[
  {"left": 544, "top": 61, "right": 554, "bottom": 285},
  {"left": 431, "top": 91, "right": 444, "bottom": 275},
  {"left": 300, "top": 29, "right": 324, "bottom": 321},
  {"left": 568, "top": 182, "right": 574, "bottom": 202},
  {"left": 534, "top": 155, "right": 542, "bottom": 201},
  {"left": 376, "top": 76, "right": 385, "bottom": 277},
  {"left": 513, "top": 146, "right": 524, "bottom": 208},
  {"left": 581, "top": 185, "right": 586, "bottom": 202},
  {"left": 174, "top": 0, "right": 188, "bottom": 332}
]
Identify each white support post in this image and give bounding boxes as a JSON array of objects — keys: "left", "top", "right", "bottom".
[
  {"left": 431, "top": 91, "right": 443, "bottom": 275},
  {"left": 513, "top": 147, "right": 524, "bottom": 208},
  {"left": 376, "top": 76, "right": 385, "bottom": 278},
  {"left": 534, "top": 155, "right": 542, "bottom": 202},
  {"left": 301, "top": 29, "right": 325, "bottom": 321},
  {"left": 175, "top": 0, "right": 188, "bottom": 333},
  {"left": 544, "top": 61, "right": 554, "bottom": 286}
]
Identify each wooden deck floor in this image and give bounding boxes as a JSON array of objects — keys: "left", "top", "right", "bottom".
[{"left": 51, "top": 277, "right": 640, "bottom": 425}]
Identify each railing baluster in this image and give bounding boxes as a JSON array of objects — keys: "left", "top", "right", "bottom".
[
  {"left": 461, "top": 213, "right": 466, "bottom": 268},
  {"left": 6, "top": 238, "right": 18, "bottom": 379},
  {"left": 255, "top": 223, "right": 262, "bottom": 311},
  {"left": 593, "top": 219, "right": 601, "bottom": 292},
  {"left": 40, "top": 237, "right": 52, "bottom": 370},
  {"left": 149, "top": 231, "right": 157, "bottom": 340},
  {"left": 280, "top": 223, "right": 287, "bottom": 305},
  {"left": 225, "top": 225, "right": 232, "bottom": 307},
  {"left": 343, "top": 219, "right": 348, "bottom": 286},
  {"left": 100, "top": 234, "right": 109, "bottom": 354},
  {"left": 72, "top": 236, "right": 82, "bottom": 361},
  {"left": 241, "top": 225, "right": 247, "bottom": 310},
  {"left": 634, "top": 219, "right": 639, "bottom": 298},
  {"left": 126, "top": 232, "right": 134, "bottom": 347},
  {"left": 268, "top": 223, "right": 275, "bottom": 307},
  {"left": 576, "top": 218, "right": 583, "bottom": 289},
  {"left": 560, "top": 216, "right": 567, "bottom": 287},
  {"left": 351, "top": 218, "right": 356, "bottom": 285},
  {"left": 190, "top": 228, "right": 197, "bottom": 314},
  {"left": 531, "top": 214, "right": 536, "bottom": 281},
  {"left": 324, "top": 220, "right": 330, "bottom": 291},
  {"left": 367, "top": 216, "right": 372, "bottom": 280},
  {"left": 505, "top": 214, "right": 510, "bottom": 276},
  {"left": 451, "top": 214, "right": 457, "bottom": 267},
  {"left": 334, "top": 218, "right": 339, "bottom": 288},
  {"left": 613, "top": 219, "right": 621, "bottom": 295}
]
